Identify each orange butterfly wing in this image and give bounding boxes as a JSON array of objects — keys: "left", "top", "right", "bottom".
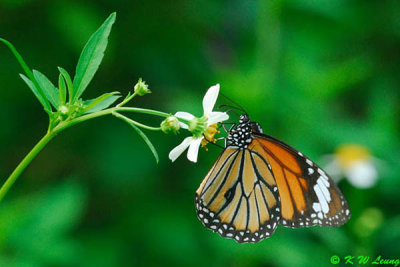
[{"left": 250, "top": 133, "right": 351, "bottom": 228}]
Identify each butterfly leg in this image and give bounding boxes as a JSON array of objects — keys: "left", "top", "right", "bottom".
[
  {"left": 202, "top": 135, "right": 225, "bottom": 149},
  {"left": 219, "top": 122, "right": 236, "bottom": 134}
]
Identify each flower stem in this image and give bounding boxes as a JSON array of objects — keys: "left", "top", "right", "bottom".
[
  {"left": 52, "top": 107, "right": 171, "bottom": 133},
  {"left": 112, "top": 112, "right": 161, "bottom": 131},
  {"left": 116, "top": 92, "right": 137, "bottom": 107},
  {"left": 0, "top": 132, "right": 55, "bottom": 203}
]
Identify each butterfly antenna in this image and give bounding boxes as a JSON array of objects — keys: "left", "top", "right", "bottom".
[
  {"left": 218, "top": 105, "right": 241, "bottom": 117},
  {"left": 219, "top": 92, "right": 247, "bottom": 114}
]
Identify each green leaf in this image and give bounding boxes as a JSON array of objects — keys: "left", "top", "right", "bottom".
[
  {"left": 19, "top": 74, "right": 52, "bottom": 113},
  {"left": 83, "top": 92, "right": 120, "bottom": 113},
  {"left": 33, "top": 70, "right": 60, "bottom": 109},
  {"left": 72, "top": 12, "right": 116, "bottom": 102},
  {"left": 1, "top": 38, "right": 51, "bottom": 115},
  {"left": 58, "top": 67, "right": 74, "bottom": 103},
  {"left": 127, "top": 122, "right": 159, "bottom": 164},
  {"left": 58, "top": 74, "right": 67, "bottom": 105}
]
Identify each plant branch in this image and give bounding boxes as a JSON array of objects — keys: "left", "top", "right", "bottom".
[
  {"left": 0, "top": 132, "right": 55, "bottom": 203},
  {"left": 112, "top": 112, "right": 161, "bottom": 131},
  {"left": 117, "top": 92, "right": 137, "bottom": 107}
]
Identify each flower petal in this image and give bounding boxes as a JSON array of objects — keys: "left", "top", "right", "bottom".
[
  {"left": 202, "top": 84, "right": 220, "bottom": 115},
  {"left": 175, "top": 112, "right": 194, "bottom": 129},
  {"left": 208, "top": 111, "right": 229, "bottom": 125},
  {"left": 345, "top": 160, "right": 378, "bottom": 189},
  {"left": 187, "top": 137, "right": 203, "bottom": 163},
  {"left": 179, "top": 122, "right": 188, "bottom": 129},
  {"left": 168, "top": 136, "right": 193, "bottom": 162},
  {"left": 175, "top": 111, "right": 195, "bottom": 121}
]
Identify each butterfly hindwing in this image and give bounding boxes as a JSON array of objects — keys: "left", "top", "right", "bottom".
[{"left": 195, "top": 148, "right": 281, "bottom": 243}]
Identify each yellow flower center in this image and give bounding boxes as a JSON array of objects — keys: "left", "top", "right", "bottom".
[
  {"left": 200, "top": 124, "right": 219, "bottom": 151},
  {"left": 335, "top": 144, "right": 371, "bottom": 169}
]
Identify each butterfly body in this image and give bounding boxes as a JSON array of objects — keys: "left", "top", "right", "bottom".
[{"left": 195, "top": 115, "right": 350, "bottom": 243}]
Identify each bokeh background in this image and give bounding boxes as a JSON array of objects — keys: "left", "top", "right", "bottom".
[{"left": 1, "top": 1, "right": 399, "bottom": 266}]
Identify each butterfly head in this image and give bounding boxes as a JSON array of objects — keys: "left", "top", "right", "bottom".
[
  {"left": 239, "top": 114, "right": 250, "bottom": 123},
  {"left": 238, "top": 114, "right": 263, "bottom": 133}
]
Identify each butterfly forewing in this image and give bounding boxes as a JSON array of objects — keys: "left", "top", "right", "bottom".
[{"left": 252, "top": 134, "right": 351, "bottom": 228}]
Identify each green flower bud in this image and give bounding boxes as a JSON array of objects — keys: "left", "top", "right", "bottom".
[
  {"left": 58, "top": 105, "right": 69, "bottom": 115},
  {"left": 134, "top": 78, "right": 151, "bottom": 96},
  {"left": 161, "top": 116, "right": 181, "bottom": 134},
  {"left": 189, "top": 116, "right": 208, "bottom": 138}
]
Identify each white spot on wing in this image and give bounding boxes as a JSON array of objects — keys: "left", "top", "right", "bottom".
[
  {"left": 320, "top": 176, "right": 330, "bottom": 187},
  {"left": 312, "top": 203, "right": 321, "bottom": 212},
  {"left": 314, "top": 184, "right": 329, "bottom": 214},
  {"left": 317, "top": 178, "right": 331, "bottom": 202}
]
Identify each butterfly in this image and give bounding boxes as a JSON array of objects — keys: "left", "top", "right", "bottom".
[{"left": 195, "top": 114, "right": 351, "bottom": 243}]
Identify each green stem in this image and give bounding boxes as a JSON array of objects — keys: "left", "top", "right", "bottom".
[
  {"left": 112, "top": 112, "right": 161, "bottom": 131},
  {"left": 116, "top": 107, "right": 171, "bottom": 118},
  {"left": 117, "top": 92, "right": 137, "bottom": 107},
  {"left": 0, "top": 132, "right": 55, "bottom": 203},
  {"left": 53, "top": 107, "right": 171, "bottom": 133}
]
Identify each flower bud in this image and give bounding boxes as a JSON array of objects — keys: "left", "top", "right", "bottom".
[
  {"left": 161, "top": 116, "right": 181, "bottom": 134},
  {"left": 134, "top": 78, "right": 151, "bottom": 96},
  {"left": 58, "top": 105, "right": 69, "bottom": 115}
]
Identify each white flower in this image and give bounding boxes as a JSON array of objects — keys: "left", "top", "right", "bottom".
[
  {"left": 323, "top": 144, "right": 379, "bottom": 189},
  {"left": 169, "top": 84, "right": 229, "bottom": 163}
]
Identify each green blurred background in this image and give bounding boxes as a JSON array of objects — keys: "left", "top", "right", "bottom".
[{"left": 1, "top": 1, "right": 399, "bottom": 266}]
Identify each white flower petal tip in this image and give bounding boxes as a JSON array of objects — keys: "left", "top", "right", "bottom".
[
  {"left": 208, "top": 112, "right": 229, "bottom": 125},
  {"left": 187, "top": 138, "right": 203, "bottom": 163},
  {"left": 203, "top": 84, "right": 220, "bottom": 115},
  {"left": 168, "top": 137, "right": 193, "bottom": 162},
  {"left": 175, "top": 111, "right": 195, "bottom": 121},
  {"left": 179, "top": 122, "right": 188, "bottom": 129}
]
